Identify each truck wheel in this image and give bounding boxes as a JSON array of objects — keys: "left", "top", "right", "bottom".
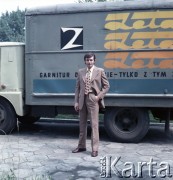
[
  {"left": 104, "top": 107, "right": 149, "bottom": 143},
  {"left": 18, "top": 115, "right": 40, "bottom": 124},
  {"left": 0, "top": 98, "right": 17, "bottom": 135}
]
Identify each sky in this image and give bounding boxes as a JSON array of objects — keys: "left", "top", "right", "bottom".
[{"left": 0, "top": 0, "right": 76, "bottom": 14}]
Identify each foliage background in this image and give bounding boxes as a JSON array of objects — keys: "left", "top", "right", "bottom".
[{"left": 0, "top": 9, "right": 25, "bottom": 42}]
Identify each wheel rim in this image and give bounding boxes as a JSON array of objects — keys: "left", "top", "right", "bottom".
[{"left": 114, "top": 108, "right": 138, "bottom": 132}]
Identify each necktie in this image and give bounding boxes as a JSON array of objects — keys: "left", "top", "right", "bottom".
[{"left": 85, "top": 70, "right": 91, "bottom": 95}]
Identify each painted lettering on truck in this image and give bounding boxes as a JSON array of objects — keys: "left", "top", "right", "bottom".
[{"left": 104, "top": 10, "right": 173, "bottom": 80}]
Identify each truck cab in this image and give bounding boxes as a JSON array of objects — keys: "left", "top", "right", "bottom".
[{"left": 0, "top": 42, "right": 24, "bottom": 134}]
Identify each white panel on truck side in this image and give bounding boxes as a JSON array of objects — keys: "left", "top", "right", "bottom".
[{"left": 0, "top": 42, "right": 25, "bottom": 116}]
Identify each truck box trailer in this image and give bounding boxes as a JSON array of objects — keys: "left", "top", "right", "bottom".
[{"left": 0, "top": 0, "right": 173, "bottom": 142}]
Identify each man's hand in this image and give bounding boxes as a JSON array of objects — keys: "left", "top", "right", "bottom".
[
  {"left": 74, "top": 103, "right": 79, "bottom": 112},
  {"left": 95, "top": 96, "right": 99, "bottom": 101}
]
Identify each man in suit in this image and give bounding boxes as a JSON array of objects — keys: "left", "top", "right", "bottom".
[{"left": 72, "top": 53, "right": 110, "bottom": 157}]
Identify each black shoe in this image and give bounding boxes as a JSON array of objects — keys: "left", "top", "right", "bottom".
[
  {"left": 91, "top": 151, "right": 98, "bottom": 157},
  {"left": 72, "top": 147, "right": 86, "bottom": 153}
]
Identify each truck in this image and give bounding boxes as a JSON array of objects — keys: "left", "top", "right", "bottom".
[{"left": 0, "top": 0, "right": 173, "bottom": 142}]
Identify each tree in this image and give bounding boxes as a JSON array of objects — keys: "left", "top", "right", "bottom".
[{"left": 0, "top": 9, "right": 25, "bottom": 42}]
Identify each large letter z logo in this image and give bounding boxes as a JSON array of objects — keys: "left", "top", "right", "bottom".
[{"left": 61, "top": 27, "right": 83, "bottom": 50}]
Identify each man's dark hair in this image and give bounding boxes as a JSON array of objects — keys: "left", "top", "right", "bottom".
[{"left": 84, "top": 53, "right": 96, "bottom": 61}]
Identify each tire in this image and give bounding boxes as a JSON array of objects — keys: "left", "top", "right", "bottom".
[
  {"left": 0, "top": 97, "right": 17, "bottom": 135},
  {"left": 104, "top": 107, "right": 149, "bottom": 143},
  {"left": 18, "top": 115, "right": 40, "bottom": 124}
]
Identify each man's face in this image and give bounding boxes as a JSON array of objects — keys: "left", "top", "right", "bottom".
[{"left": 85, "top": 56, "right": 95, "bottom": 69}]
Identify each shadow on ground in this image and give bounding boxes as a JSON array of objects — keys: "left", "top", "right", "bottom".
[{"left": 14, "top": 119, "right": 173, "bottom": 144}]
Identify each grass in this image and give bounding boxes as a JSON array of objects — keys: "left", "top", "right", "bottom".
[
  {"left": 57, "top": 112, "right": 173, "bottom": 123},
  {"left": 0, "top": 169, "right": 16, "bottom": 180},
  {"left": 57, "top": 114, "right": 79, "bottom": 119},
  {"left": 57, "top": 113, "right": 104, "bottom": 122},
  {"left": 0, "top": 170, "right": 52, "bottom": 180}
]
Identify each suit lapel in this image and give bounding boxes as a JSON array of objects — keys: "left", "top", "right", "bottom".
[
  {"left": 91, "top": 67, "right": 99, "bottom": 82},
  {"left": 82, "top": 68, "right": 87, "bottom": 82}
]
